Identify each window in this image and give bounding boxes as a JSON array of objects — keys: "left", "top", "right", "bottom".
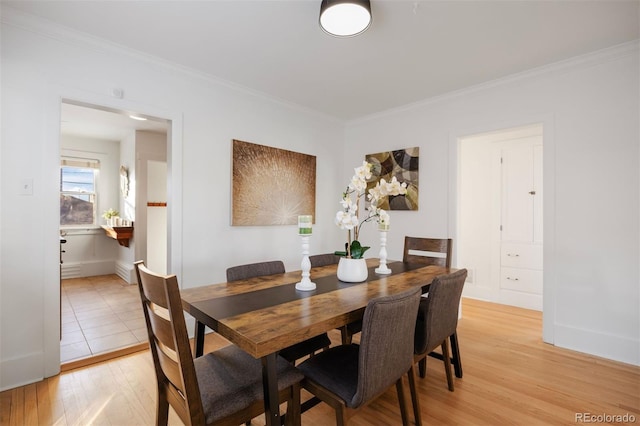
[{"left": 60, "top": 158, "right": 99, "bottom": 226}]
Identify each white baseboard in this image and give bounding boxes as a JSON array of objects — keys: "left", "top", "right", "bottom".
[
  {"left": 61, "top": 260, "right": 115, "bottom": 279},
  {"left": 115, "top": 260, "right": 136, "bottom": 284},
  {"left": 462, "top": 285, "right": 542, "bottom": 311},
  {"left": 554, "top": 324, "right": 639, "bottom": 366}
]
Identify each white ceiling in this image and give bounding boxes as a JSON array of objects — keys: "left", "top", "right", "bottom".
[
  {"left": 60, "top": 102, "right": 169, "bottom": 141},
  {"left": 6, "top": 0, "right": 640, "bottom": 130}
]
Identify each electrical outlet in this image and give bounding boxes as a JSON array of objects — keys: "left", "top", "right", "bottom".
[{"left": 19, "top": 178, "right": 33, "bottom": 195}]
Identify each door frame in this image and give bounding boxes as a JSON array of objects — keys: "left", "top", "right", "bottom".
[
  {"left": 448, "top": 114, "right": 555, "bottom": 344},
  {"left": 44, "top": 85, "right": 183, "bottom": 377}
]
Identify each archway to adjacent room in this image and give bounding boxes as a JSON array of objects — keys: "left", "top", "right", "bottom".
[
  {"left": 457, "top": 123, "right": 544, "bottom": 311},
  {"left": 58, "top": 100, "right": 170, "bottom": 367}
]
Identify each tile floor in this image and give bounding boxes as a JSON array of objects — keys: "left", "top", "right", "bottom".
[{"left": 61, "top": 274, "right": 147, "bottom": 363}]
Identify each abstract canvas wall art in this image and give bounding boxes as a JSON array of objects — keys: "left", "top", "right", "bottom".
[
  {"left": 232, "top": 139, "right": 316, "bottom": 225},
  {"left": 366, "top": 147, "right": 419, "bottom": 210}
]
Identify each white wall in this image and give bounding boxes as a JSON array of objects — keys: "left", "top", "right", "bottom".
[
  {"left": 345, "top": 42, "right": 639, "bottom": 366},
  {"left": 132, "top": 131, "right": 167, "bottom": 280},
  {"left": 458, "top": 133, "right": 500, "bottom": 303},
  {"left": 147, "top": 159, "right": 167, "bottom": 274},
  {"left": 0, "top": 9, "right": 345, "bottom": 390}
]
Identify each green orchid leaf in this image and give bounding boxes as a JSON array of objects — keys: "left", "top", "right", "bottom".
[{"left": 349, "top": 240, "right": 370, "bottom": 259}]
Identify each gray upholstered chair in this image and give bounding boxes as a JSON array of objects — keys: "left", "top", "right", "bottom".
[
  {"left": 226, "top": 260, "right": 286, "bottom": 282},
  {"left": 413, "top": 269, "right": 467, "bottom": 389},
  {"left": 298, "top": 287, "right": 423, "bottom": 426},
  {"left": 134, "top": 261, "right": 303, "bottom": 426},
  {"left": 403, "top": 236, "right": 464, "bottom": 379},
  {"left": 338, "top": 237, "right": 454, "bottom": 346},
  {"left": 308, "top": 253, "right": 341, "bottom": 268},
  {"left": 226, "top": 260, "right": 332, "bottom": 364}
]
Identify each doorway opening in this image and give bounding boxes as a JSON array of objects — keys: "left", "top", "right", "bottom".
[
  {"left": 59, "top": 100, "right": 170, "bottom": 366},
  {"left": 457, "top": 123, "right": 543, "bottom": 311}
]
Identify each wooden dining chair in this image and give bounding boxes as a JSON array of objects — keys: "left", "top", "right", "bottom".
[
  {"left": 134, "top": 261, "right": 303, "bottom": 426},
  {"left": 226, "top": 260, "right": 332, "bottom": 364},
  {"left": 403, "top": 236, "right": 464, "bottom": 380},
  {"left": 298, "top": 287, "right": 423, "bottom": 426},
  {"left": 402, "top": 236, "right": 452, "bottom": 267}
]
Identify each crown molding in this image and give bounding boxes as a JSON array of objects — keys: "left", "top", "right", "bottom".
[
  {"left": 348, "top": 39, "right": 640, "bottom": 126},
  {"left": 3, "top": 5, "right": 636, "bottom": 127},
  {"left": 0, "top": 5, "right": 343, "bottom": 124}
]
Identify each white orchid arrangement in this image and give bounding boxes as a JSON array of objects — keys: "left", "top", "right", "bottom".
[{"left": 335, "top": 161, "right": 407, "bottom": 259}]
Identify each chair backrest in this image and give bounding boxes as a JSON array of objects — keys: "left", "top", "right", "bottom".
[
  {"left": 309, "top": 253, "right": 340, "bottom": 268},
  {"left": 403, "top": 236, "right": 452, "bottom": 268},
  {"left": 134, "top": 260, "right": 205, "bottom": 425},
  {"left": 226, "top": 260, "right": 285, "bottom": 282},
  {"left": 415, "top": 269, "right": 467, "bottom": 355},
  {"left": 351, "top": 287, "right": 421, "bottom": 408}
]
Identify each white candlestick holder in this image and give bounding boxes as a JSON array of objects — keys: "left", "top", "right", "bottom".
[
  {"left": 295, "top": 234, "right": 316, "bottom": 291},
  {"left": 375, "top": 230, "right": 392, "bottom": 274}
]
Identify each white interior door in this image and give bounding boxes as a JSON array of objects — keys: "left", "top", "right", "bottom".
[
  {"left": 501, "top": 142, "right": 536, "bottom": 243},
  {"left": 498, "top": 136, "right": 543, "bottom": 310}
]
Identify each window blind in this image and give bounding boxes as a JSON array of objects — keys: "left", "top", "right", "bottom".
[{"left": 61, "top": 157, "right": 100, "bottom": 169}]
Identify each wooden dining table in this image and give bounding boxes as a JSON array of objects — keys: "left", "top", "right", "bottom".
[{"left": 181, "top": 258, "right": 452, "bottom": 426}]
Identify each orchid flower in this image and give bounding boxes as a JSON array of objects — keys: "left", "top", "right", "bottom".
[{"left": 335, "top": 161, "right": 407, "bottom": 259}]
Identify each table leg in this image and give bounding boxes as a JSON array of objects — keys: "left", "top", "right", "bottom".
[
  {"left": 262, "top": 353, "right": 281, "bottom": 426},
  {"left": 193, "top": 320, "right": 205, "bottom": 358}
]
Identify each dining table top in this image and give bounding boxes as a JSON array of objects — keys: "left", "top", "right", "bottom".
[{"left": 180, "top": 259, "right": 452, "bottom": 359}]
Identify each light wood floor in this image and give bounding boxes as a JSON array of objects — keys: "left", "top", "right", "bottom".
[{"left": 2, "top": 298, "right": 638, "bottom": 425}]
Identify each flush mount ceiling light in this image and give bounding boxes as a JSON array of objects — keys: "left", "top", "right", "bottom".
[
  {"left": 319, "top": 0, "right": 372, "bottom": 37},
  {"left": 129, "top": 115, "right": 147, "bottom": 121}
]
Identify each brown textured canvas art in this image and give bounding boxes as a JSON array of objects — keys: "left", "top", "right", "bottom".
[
  {"left": 232, "top": 139, "right": 316, "bottom": 226},
  {"left": 366, "top": 147, "right": 419, "bottom": 210}
]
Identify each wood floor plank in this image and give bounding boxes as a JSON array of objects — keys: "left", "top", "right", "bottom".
[
  {"left": 0, "top": 389, "right": 11, "bottom": 425},
  {"left": 10, "top": 388, "right": 24, "bottom": 426},
  {"left": 1, "top": 298, "right": 638, "bottom": 426},
  {"left": 22, "top": 384, "right": 38, "bottom": 426}
]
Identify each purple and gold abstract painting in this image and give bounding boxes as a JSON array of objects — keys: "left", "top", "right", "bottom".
[
  {"left": 232, "top": 140, "right": 316, "bottom": 225},
  {"left": 366, "top": 147, "right": 419, "bottom": 210}
]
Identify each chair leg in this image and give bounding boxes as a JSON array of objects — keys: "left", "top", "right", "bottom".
[
  {"left": 335, "top": 405, "right": 347, "bottom": 426},
  {"left": 418, "top": 356, "right": 427, "bottom": 378},
  {"left": 441, "top": 340, "right": 454, "bottom": 392},
  {"left": 407, "top": 364, "right": 422, "bottom": 426},
  {"left": 156, "top": 390, "right": 169, "bottom": 426},
  {"left": 395, "top": 378, "right": 409, "bottom": 426},
  {"left": 450, "top": 332, "right": 463, "bottom": 378}
]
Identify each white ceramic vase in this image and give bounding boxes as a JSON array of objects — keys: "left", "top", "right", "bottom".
[{"left": 337, "top": 257, "right": 368, "bottom": 283}]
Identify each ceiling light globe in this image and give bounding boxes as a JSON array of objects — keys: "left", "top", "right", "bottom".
[{"left": 320, "top": 0, "right": 372, "bottom": 37}]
